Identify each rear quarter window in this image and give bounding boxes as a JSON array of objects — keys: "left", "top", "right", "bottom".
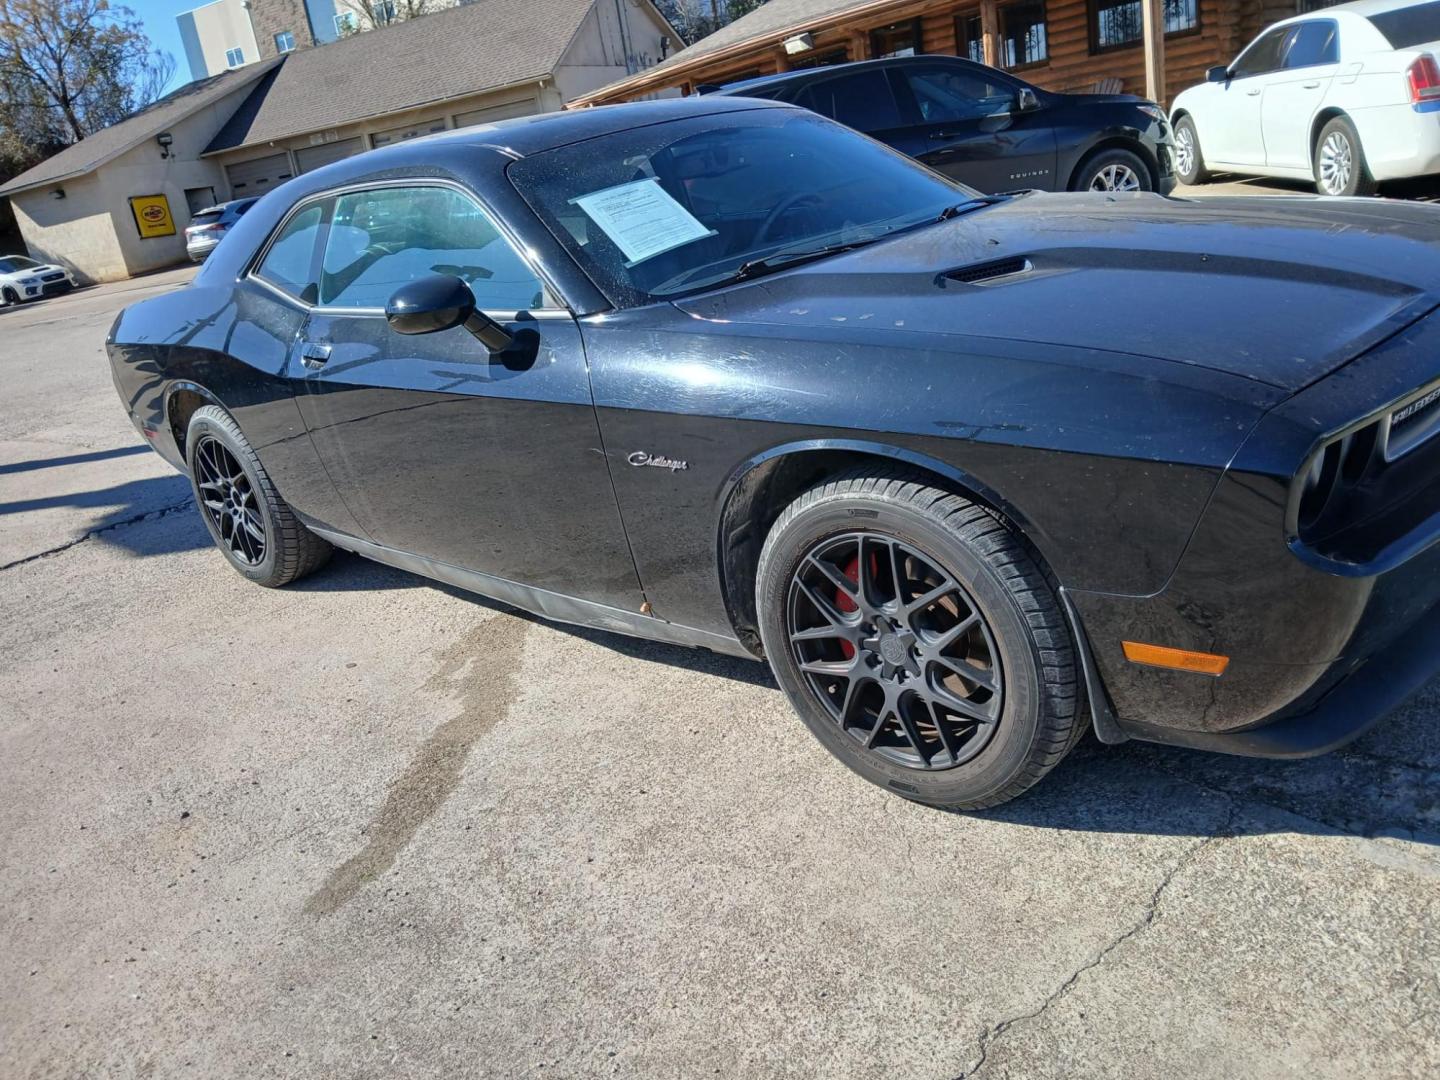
[{"left": 1368, "top": 1, "right": 1440, "bottom": 47}]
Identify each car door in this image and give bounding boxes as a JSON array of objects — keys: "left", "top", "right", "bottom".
[
  {"left": 1262, "top": 20, "right": 1342, "bottom": 171},
  {"left": 1206, "top": 26, "right": 1291, "bottom": 166},
  {"left": 286, "top": 181, "right": 646, "bottom": 611},
  {"left": 882, "top": 62, "right": 1058, "bottom": 192}
]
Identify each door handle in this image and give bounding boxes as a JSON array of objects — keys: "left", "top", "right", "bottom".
[
  {"left": 928, "top": 130, "right": 962, "bottom": 140},
  {"left": 1303, "top": 81, "right": 1321, "bottom": 89},
  {"left": 300, "top": 342, "right": 331, "bottom": 369},
  {"left": 1246, "top": 88, "right": 1262, "bottom": 96}
]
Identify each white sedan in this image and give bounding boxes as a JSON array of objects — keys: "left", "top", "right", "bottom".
[
  {"left": 0, "top": 255, "right": 76, "bottom": 305},
  {"left": 1170, "top": 0, "right": 1440, "bottom": 196}
]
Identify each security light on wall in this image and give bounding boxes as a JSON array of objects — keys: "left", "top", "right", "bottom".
[
  {"left": 156, "top": 132, "right": 174, "bottom": 159},
  {"left": 783, "top": 33, "right": 815, "bottom": 55}
]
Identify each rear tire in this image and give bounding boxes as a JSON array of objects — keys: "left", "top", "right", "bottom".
[
  {"left": 1314, "top": 116, "right": 1377, "bottom": 197},
  {"left": 1072, "top": 147, "right": 1153, "bottom": 193},
  {"left": 756, "top": 469, "right": 1082, "bottom": 811},
  {"left": 185, "top": 405, "right": 331, "bottom": 587},
  {"left": 1174, "top": 115, "right": 1210, "bottom": 186}
]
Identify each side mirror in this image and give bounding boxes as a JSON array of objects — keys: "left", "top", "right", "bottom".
[
  {"left": 1206, "top": 65, "right": 1231, "bottom": 83},
  {"left": 385, "top": 274, "right": 514, "bottom": 353},
  {"left": 1017, "top": 87, "right": 1041, "bottom": 112}
]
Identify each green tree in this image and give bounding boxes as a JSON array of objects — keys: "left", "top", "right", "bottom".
[{"left": 0, "top": 0, "right": 173, "bottom": 181}]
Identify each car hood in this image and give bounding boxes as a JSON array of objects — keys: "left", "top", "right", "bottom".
[
  {"left": 673, "top": 193, "right": 1440, "bottom": 392},
  {"left": 0, "top": 263, "right": 66, "bottom": 280}
]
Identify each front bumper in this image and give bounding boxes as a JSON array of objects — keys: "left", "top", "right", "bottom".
[{"left": 1072, "top": 302, "right": 1440, "bottom": 755}]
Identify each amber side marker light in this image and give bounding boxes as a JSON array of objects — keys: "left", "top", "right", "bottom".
[{"left": 1122, "top": 641, "right": 1230, "bottom": 676}]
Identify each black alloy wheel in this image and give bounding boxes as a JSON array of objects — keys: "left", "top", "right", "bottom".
[
  {"left": 184, "top": 404, "right": 331, "bottom": 587},
  {"left": 194, "top": 435, "right": 266, "bottom": 566},
  {"left": 786, "top": 532, "right": 1003, "bottom": 770},
  {"left": 756, "top": 469, "right": 1082, "bottom": 810}
]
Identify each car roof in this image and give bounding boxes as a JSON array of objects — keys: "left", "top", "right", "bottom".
[
  {"left": 711, "top": 55, "right": 991, "bottom": 96},
  {"left": 415, "top": 95, "right": 792, "bottom": 157},
  {"left": 1282, "top": 0, "right": 1433, "bottom": 18}
]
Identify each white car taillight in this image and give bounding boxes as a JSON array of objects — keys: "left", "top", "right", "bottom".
[{"left": 1406, "top": 55, "right": 1440, "bottom": 103}]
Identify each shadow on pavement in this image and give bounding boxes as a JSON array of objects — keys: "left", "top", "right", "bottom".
[
  {"left": 0, "top": 444, "right": 151, "bottom": 477},
  {"left": 299, "top": 552, "right": 1439, "bottom": 847},
  {"left": 0, "top": 473, "right": 204, "bottom": 561}
]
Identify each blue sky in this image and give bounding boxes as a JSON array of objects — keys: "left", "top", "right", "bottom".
[{"left": 126, "top": 0, "right": 199, "bottom": 93}]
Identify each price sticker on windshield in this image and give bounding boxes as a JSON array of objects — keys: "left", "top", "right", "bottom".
[{"left": 571, "top": 178, "right": 716, "bottom": 267}]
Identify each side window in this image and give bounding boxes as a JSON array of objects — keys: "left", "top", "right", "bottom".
[
  {"left": 1230, "top": 27, "right": 1289, "bottom": 79},
  {"left": 255, "top": 202, "right": 325, "bottom": 302},
  {"left": 319, "top": 185, "right": 547, "bottom": 311},
  {"left": 794, "top": 70, "right": 902, "bottom": 133},
  {"left": 901, "top": 66, "right": 1019, "bottom": 124},
  {"left": 1283, "top": 21, "right": 1339, "bottom": 68}
]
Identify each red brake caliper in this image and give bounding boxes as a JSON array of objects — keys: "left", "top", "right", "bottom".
[{"left": 834, "top": 553, "right": 874, "bottom": 659}]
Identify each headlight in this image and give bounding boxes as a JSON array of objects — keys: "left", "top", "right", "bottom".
[
  {"left": 1138, "top": 104, "right": 1167, "bottom": 123},
  {"left": 18, "top": 276, "right": 41, "bottom": 286}
]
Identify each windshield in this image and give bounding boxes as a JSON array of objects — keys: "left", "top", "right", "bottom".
[
  {"left": 0, "top": 255, "right": 41, "bottom": 272},
  {"left": 510, "top": 109, "right": 976, "bottom": 307},
  {"left": 1368, "top": 1, "right": 1440, "bottom": 47}
]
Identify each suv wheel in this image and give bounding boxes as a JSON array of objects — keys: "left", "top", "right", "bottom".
[
  {"left": 756, "top": 469, "right": 1083, "bottom": 811},
  {"left": 1074, "top": 147, "right": 1153, "bottom": 193}
]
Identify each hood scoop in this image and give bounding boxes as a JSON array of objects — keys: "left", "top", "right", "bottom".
[{"left": 940, "top": 256, "right": 1032, "bottom": 286}]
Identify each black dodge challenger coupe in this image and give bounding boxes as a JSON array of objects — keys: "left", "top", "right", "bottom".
[{"left": 108, "top": 97, "right": 1440, "bottom": 810}]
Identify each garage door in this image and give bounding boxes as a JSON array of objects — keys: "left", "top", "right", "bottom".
[
  {"left": 225, "top": 153, "right": 292, "bottom": 197},
  {"left": 294, "top": 137, "right": 365, "bottom": 174},
  {"left": 453, "top": 98, "right": 538, "bottom": 128}
]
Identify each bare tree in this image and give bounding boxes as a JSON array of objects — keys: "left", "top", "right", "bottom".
[
  {"left": 338, "top": 0, "right": 444, "bottom": 35},
  {"left": 0, "top": 0, "right": 173, "bottom": 162}
]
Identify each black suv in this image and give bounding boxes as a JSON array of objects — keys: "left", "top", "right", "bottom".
[{"left": 710, "top": 56, "right": 1176, "bottom": 196}]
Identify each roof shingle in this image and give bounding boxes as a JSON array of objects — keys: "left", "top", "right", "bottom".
[{"left": 206, "top": 0, "right": 598, "bottom": 154}]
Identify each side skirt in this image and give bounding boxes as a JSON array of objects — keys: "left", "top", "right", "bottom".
[{"left": 311, "top": 526, "right": 756, "bottom": 661}]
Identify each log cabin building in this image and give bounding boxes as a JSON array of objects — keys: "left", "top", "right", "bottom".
[{"left": 570, "top": 0, "right": 1330, "bottom": 109}]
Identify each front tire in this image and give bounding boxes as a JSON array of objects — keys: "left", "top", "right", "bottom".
[
  {"left": 1073, "top": 147, "right": 1153, "bottom": 193},
  {"left": 1314, "top": 116, "right": 1376, "bottom": 197},
  {"left": 2, "top": 287, "right": 19, "bottom": 306},
  {"left": 1173, "top": 116, "right": 1210, "bottom": 186},
  {"left": 756, "top": 470, "right": 1082, "bottom": 810},
  {"left": 185, "top": 405, "right": 331, "bottom": 587}
]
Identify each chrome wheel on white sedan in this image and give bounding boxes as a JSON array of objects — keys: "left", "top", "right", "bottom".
[
  {"left": 1318, "top": 132, "right": 1353, "bottom": 195},
  {"left": 1313, "top": 116, "right": 1376, "bottom": 198}
]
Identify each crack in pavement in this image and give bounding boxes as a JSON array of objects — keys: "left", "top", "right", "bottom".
[
  {"left": 953, "top": 802, "right": 1240, "bottom": 1080},
  {"left": 0, "top": 497, "right": 195, "bottom": 572}
]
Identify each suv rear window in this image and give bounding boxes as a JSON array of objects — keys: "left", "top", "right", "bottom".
[
  {"left": 191, "top": 210, "right": 223, "bottom": 226},
  {"left": 1368, "top": 1, "right": 1440, "bottom": 47}
]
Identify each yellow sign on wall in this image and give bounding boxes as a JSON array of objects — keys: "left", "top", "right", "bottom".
[{"left": 129, "top": 194, "right": 176, "bottom": 239}]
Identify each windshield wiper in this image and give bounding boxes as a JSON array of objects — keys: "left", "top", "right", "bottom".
[
  {"left": 934, "top": 193, "right": 1015, "bottom": 222},
  {"left": 730, "top": 241, "right": 870, "bottom": 283}
]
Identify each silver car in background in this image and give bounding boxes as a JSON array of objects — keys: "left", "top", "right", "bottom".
[{"left": 184, "top": 198, "right": 258, "bottom": 262}]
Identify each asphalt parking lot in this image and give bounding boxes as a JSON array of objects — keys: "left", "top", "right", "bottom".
[{"left": 2, "top": 261, "right": 1438, "bottom": 1080}]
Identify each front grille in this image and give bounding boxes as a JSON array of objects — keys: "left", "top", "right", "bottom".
[
  {"left": 1384, "top": 384, "right": 1440, "bottom": 461},
  {"left": 40, "top": 271, "right": 65, "bottom": 282}
]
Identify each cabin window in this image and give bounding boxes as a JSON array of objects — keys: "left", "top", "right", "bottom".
[
  {"left": 1000, "top": 1, "right": 1049, "bottom": 68},
  {"left": 955, "top": 12, "right": 985, "bottom": 63},
  {"left": 870, "top": 18, "right": 923, "bottom": 58},
  {"left": 1089, "top": 0, "right": 1199, "bottom": 53}
]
